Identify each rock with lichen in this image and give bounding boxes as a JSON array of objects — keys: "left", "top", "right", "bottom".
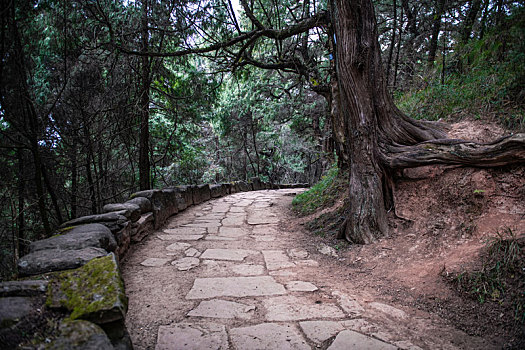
[
  {"left": 29, "top": 224, "right": 117, "bottom": 254},
  {"left": 46, "top": 319, "right": 113, "bottom": 350},
  {"left": 60, "top": 213, "right": 129, "bottom": 234},
  {"left": 46, "top": 253, "right": 127, "bottom": 325},
  {"left": 18, "top": 247, "right": 108, "bottom": 276}
]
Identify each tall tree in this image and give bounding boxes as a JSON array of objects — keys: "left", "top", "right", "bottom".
[
  {"left": 139, "top": 0, "right": 152, "bottom": 190},
  {"left": 427, "top": 0, "right": 446, "bottom": 65}
]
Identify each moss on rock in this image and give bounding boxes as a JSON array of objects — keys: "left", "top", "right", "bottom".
[
  {"left": 45, "top": 319, "right": 113, "bottom": 350},
  {"left": 46, "top": 253, "right": 127, "bottom": 325}
]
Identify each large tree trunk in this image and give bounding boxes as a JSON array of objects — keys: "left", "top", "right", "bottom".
[{"left": 330, "top": 0, "right": 524, "bottom": 244}]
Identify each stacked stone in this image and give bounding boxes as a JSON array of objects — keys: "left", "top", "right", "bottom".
[{"left": 2, "top": 180, "right": 308, "bottom": 349}]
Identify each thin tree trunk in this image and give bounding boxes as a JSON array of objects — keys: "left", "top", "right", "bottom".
[
  {"left": 393, "top": 4, "right": 403, "bottom": 88},
  {"left": 17, "top": 146, "right": 26, "bottom": 256},
  {"left": 70, "top": 140, "right": 78, "bottom": 219},
  {"left": 42, "top": 166, "right": 63, "bottom": 223},
  {"left": 460, "top": 0, "right": 482, "bottom": 43},
  {"left": 479, "top": 0, "right": 490, "bottom": 39},
  {"left": 386, "top": 0, "right": 397, "bottom": 86},
  {"left": 139, "top": 0, "right": 151, "bottom": 190},
  {"left": 428, "top": 0, "right": 446, "bottom": 65},
  {"left": 83, "top": 123, "right": 98, "bottom": 214},
  {"left": 249, "top": 112, "right": 261, "bottom": 177}
]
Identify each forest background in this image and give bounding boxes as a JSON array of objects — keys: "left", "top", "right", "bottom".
[{"left": 1, "top": 0, "right": 524, "bottom": 279}]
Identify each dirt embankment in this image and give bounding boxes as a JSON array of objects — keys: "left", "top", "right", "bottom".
[{"left": 294, "top": 119, "right": 525, "bottom": 348}]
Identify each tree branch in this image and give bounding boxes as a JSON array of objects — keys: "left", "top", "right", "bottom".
[{"left": 384, "top": 133, "right": 525, "bottom": 169}]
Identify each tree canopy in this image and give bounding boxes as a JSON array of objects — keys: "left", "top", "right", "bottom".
[{"left": 1, "top": 0, "right": 524, "bottom": 279}]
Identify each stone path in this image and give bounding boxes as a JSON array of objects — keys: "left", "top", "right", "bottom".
[{"left": 122, "top": 190, "right": 438, "bottom": 349}]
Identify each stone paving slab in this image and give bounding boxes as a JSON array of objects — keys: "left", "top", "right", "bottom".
[
  {"left": 230, "top": 323, "right": 310, "bottom": 350},
  {"left": 288, "top": 249, "right": 309, "bottom": 259},
  {"left": 140, "top": 258, "right": 171, "bottom": 267},
  {"left": 286, "top": 281, "right": 318, "bottom": 292},
  {"left": 166, "top": 242, "right": 192, "bottom": 251},
  {"left": 247, "top": 213, "right": 280, "bottom": 225},
  {"left": 269, "top": 270, "right": 297, "bottom": 277},
  {"left": 229, "top": 206, "right": 246, "bottom": 213},
  {"left": 171, "top": 257, "right": 200, "bottom": 271},
  {"left": 193, "top": 219, "right": 222, "bottom": 225},
  {"left": 332, "top": 291, "right": 365, "bottom": 317},
  {"left": 163, "top": 227, "right": 206, "bottom": 235},
  {"left": 262, "top": 250, "right": 296, "bottom": 270},
  {"left": 217, "top": 227, "right": 248, "bottom": 238},
  {"left": 158, "top": 234, "right": 203, "bottom": 241},
  {"left": 327, "top": 330, "right": 397, "bottom": 350},
  {"left": 187, "top": 299, "right": 255, "bottom": 319},
  {"left": 233, "top": 200, "right": 252, "bottom": 207},
  {"left": 230, "top": 263, "right": 265, "bottom": 276},
  {"left": 369, "top": 302, "right": 408, "bottom": 319},
  {"left": 204, "top": 235, "right": 236, "bottom": 241},
  {"left": 183, "top": 223, "right": 221, "bottom": 230},
  {"left": 252, "top": 235, "right": 276, "bottom": 242},
  {"left": 263, "top": 295, "right": 345, "bottom": 321},
  {"left": 221, "top": 217, "right": 245, "bottom": 227},
  {"left": 186, "top": 276, "right": 286, "bottom": 299},
  {"left": 156, "top": 323, "right": 228, "bottom": 350},
  {"left": 299, "top": 320, "right": 346, "bottom": 344},
  {"left": 200, "top": 248, "right": 256, "bottom": 261},
  {"left": 184, "top": 248, "right": 200, "bottom": 257}
]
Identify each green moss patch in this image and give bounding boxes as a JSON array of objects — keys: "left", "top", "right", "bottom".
[
  {"left": 292, "top": 165, "right": 347, "bottom": 216},
  {"left": 46, "top": 254, "right": 127, "bottom": 324}
]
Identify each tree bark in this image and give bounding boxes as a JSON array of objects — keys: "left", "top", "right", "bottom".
[
  {"left": 386, "top": 0, "right": 397, "bottom": 86},
  {"left": 330, "top": 0, "right": 524, "bottom": 244},
  {"left": 460, "top": 0, "right": 482, "bottom": 43},
  {"left": 139, "top": 0, "right": 152, "bottom": 190},
  {"left": 428, "top": 0, "right": 446, "bottom": 65},
  {"left": 16, "top": 146, "right": 26, "bottom": 256},
  {"left": 9, "top": 5, "right": 51, "bottom": 237}
]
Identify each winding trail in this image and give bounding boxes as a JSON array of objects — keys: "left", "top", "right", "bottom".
[{"left": 122, "top": 189, "right": 493, "bottom": 350}]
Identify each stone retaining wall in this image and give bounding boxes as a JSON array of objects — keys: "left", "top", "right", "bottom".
[{"left": 0, "top": 181, "right": 307, "bottom": 349}]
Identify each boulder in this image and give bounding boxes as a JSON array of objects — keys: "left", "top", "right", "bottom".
[
  {"left": 250, "top": 177, "right": 264, "bottom": 191},
  {"left": 114, "top": 222, "right": 131, "bottom": 259},
  {"left": 102, "top": 203, "right": 141, "bottom": 222},
  {"left": 30, "top": 224, "right": 116, "bottom": 254},
  {"left": 125, "top": 196, "right": 152, "bottom": 214},
  {"left": 193, "top": 184, "right": 211, "bottom": 204},
  {"left": 131, "top": 212, "right": 154, "bottom": 243},
  {"left": 230, "top": 182, "right": 239, "bottom": 194},
  {"left": 236, "top": 181, "right": 252, "bottom": 192},
  {"left": 60, "top": 213, "right": 128, "bottom": 234},
  {"left": 18, "top": 247, "right": 107, "bottom": 276},
  {"left": 130, "top": 189, "right": 178, "bottom": 229},
  {"left": 164, "top": 188, "right": 188, "bottom": 211},
  {"left": 175, "top": 185, "right": 194, "bottom": 207},
  {"left": 46, "top": 319, "right": 113, "bottom": 350},
  {"left": 0, "top": 296, "right": 34, "bottom": 328},
  {"left": 0, "top": 280, "right": 48, "bottom": 297},
  {"left": 210, "top": 184, "right": 227, "bottom": 198},
  {"left": 292, "top": 183, "right": 309, "bottom": 188},
  {"left": 46, "top": 253, "right": 127, "bottom": 325},
  {"left": 221, "top": 183, "right": 232, "bottom": 194}
]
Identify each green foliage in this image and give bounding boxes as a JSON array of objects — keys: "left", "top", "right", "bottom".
[
  {"left": 396, "top": 9, "right": 525, "bottom": 130},
  {"left": 452, "top": 228, "right": 524, "bottom": 323},
  {"left": 292, "top": 165, "right": 345, "bottom": 216}
]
